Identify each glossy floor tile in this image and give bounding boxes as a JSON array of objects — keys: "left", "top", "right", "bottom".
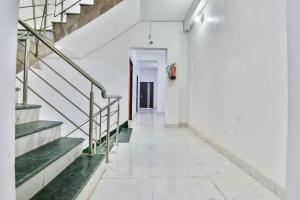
[{"left": 90, "top": 112, "right": 281, "bottom": 200}]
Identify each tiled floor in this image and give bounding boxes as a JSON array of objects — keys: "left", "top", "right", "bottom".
[{"left": 90, "top": 112, "right": 281, "bottom": 200}]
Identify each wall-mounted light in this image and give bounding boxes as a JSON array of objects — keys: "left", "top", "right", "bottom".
[
  {"left": 184, "top": 0, "right": 209, "bottom": 31},
  {"left": 194, "top": 15, "right": 201, "bottom": 23}
]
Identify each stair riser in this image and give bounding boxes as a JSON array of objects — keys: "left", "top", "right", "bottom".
[
  {"left": 16, "top": 143, "right": 83, "bottom": 200},
  {"left": 16, "top": 108, "right": 40, "bottom": 125},
  {"left": 76, "top": 161, "right": 106, "bottom": 200},
  {"left": 16, "top": 126, "right": 61, "bottom": 157}
]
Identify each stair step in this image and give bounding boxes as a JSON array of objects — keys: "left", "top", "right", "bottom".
[
  {"left": 16, "top": 138, "right": 84, "bottom": 200},
  {"left": 16, "top": 137, "right": 84, "bottom": 188},
  {"left": 15, "top": 104, "right": 42, "bottom": 125},
  {"left": 15, "top": 120, "right": 62, "bottom": 139},
  {"left": 52, "top": 21, "right": 67, "bottom": 24},
  {"left": 66, "top": 12, "right": 81, "bottom": 16},
  {"left": 31, "top": 154, "right": 105, "bottom": 200},
  {"left": 16, "top": 104, "right": 41, "bottom": 110},
  {"left": 16, "top": 121, "right": 63, "bottom": 157}
]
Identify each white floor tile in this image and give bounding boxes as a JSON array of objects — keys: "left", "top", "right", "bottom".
[{"left": 89, "top": 111, "right": 280, "bottom": 200}]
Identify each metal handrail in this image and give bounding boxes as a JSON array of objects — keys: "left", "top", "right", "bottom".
[
  {"left": 19, "top": 3, "right": 54, "bottom": 9},
  {"left": 28, "top": 67, "right": 101, "bottom": 127},
  {"left": 17, "top": 19, "right": 122, "bottom": 161},
  {"left": 18, "top": 19, "right": 121, "bottom": 100},
  {"left": 54, "top": 0, "right": 82, "bottom": 17},
  {"left": 17, "top": 39, "right": 101, "bottom": 110},
  {"left": 66, "top": 99, "right": 119, "bottom": 137},
  {"left": 23, "top": 14, "right": 54, "bottom": 22},
  {"left": 16, "top": 77, "right": 90, "bottom": 137},
  {"left": 18, "top": 0, "right": 87, "bottom": 34}
]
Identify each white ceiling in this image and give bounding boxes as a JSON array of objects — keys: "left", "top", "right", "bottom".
[{"left": 140, "top": 0, "right": 194, "bottom": 21}]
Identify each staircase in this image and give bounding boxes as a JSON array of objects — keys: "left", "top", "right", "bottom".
[
  {"left": 15, "top": 0, "right": 123, "bottom": 198},
  {"left": 15, "top": 103, "right": 106, "bottom": 200},
  {"left": 17, "top": 0, "right": 123, "bottom": 72},
  {"left": 52, "top": 0, "right": 123, "bottom": 41}
]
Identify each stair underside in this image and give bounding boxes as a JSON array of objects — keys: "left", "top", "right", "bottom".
[
  {"left": 15, "top": 137, "right": 84, "bottom": 187},
  {"left": 31, "top": 154, "right": 105, "bottom": 200},
  {"left": 15, "top": 120, "right": 63, "bottom": 139}
]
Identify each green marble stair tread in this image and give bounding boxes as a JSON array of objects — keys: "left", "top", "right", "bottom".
[
  {"left": 16, "top": 137, "right": 84, "bottom": 187},
  {"left": 16, "top": 104, "right": 41, "bottom": 110},
  {"left": 31, "top": 154, "right": 105, "bottom": 200},
  {"left": 119, "top": 128, "right": 133, "bottom": 143},
  {"left": 15, "top": 120, "right": 63, "bottom": 139}
]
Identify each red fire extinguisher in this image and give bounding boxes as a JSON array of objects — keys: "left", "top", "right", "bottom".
[{"left": 166, "top": 63, "right": 176, "bottom": 80}]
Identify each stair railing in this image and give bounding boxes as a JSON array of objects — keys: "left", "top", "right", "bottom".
[
  {"left": 54, "top": 0, "right": 84, "bottom": 21},
  {"left": 19, "top": 0, "right": 54, "bottom": 32},
  {"left": 17, "top": 19, "right": 121, "bottom": 162},
  {"left": 18, "top": 0, "right": 90, "bottom": 58},
  {"left": 19, "top": 0, "right": 85, "bottom": 33}
]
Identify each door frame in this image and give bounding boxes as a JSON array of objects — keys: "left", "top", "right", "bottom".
[
  {"left": 136, "top": 75, "right": 139, "bottom": 113},
  {"left": 129, "top": 58, "right": 133, "bottom": 120}
]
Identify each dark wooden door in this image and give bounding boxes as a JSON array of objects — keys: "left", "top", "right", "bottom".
[
  {"left": 140, "top": 82, "right": 154, "bottom": 109},
  {"left": 140, "top": 82, "right": 148, "bottom": 108}
]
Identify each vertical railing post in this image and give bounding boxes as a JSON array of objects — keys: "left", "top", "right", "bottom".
[
  {"left": 23, "top": 32, "right": 30, "bottom": 104},
  {"left": 93, "top": 111, "right": 98, "bottom": 154},
  {"left": 88, "top": 83, "right": 94, "bottom": 156},
  {"left": 116, "top": 100, "right": 120, "bottom": 146},
  {"left": 106, "top": 98, "right": 111, "bottom": 163},
  {"left": 32, "top": 0, "right": 37, "bottom": 30},
  {"left": 60, "top": 0, "right": 64, "bottom": 22},
  {"left": 99, "top": 109, "right": 102, "bottom": 145},
  {"left": 43, "top": 0, "right": 48, "bottom": 34}
]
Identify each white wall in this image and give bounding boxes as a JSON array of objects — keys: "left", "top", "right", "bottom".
[
  {"left": 0, "top": 0, "right": 19, "bottom": 199},
  {"left": 141, "top": 0, "right": 193, "bottom": 21},
  {"left": 285, "top": 0, "right": 300, "bottom": 199},
  {"left": 57, "top": 0, "right": 141, "bottom": 58},
  {"left": 187, "top": 0, "right": 288, "bottom": 192},
  {"left": 54, "top": 0, "right": 187, "bottom": 126},
  {"left": 31, "top": 20, "right": 187, "bottom": 132}
]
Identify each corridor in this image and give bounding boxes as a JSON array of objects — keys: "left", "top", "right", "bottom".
[{"left": 90, "top": 112, "right": 280, "bottom": 200}]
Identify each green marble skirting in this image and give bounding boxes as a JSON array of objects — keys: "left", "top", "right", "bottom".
[{"left": 119, "top": 128, "right": 133, "bottom": 143}]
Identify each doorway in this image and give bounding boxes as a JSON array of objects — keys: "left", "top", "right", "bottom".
[
  {"left": 128, "top": 48, "right": 167, "bottom": 119},
  {"left": 140, "top": 82, "right": 154, "bottom": 109}
]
